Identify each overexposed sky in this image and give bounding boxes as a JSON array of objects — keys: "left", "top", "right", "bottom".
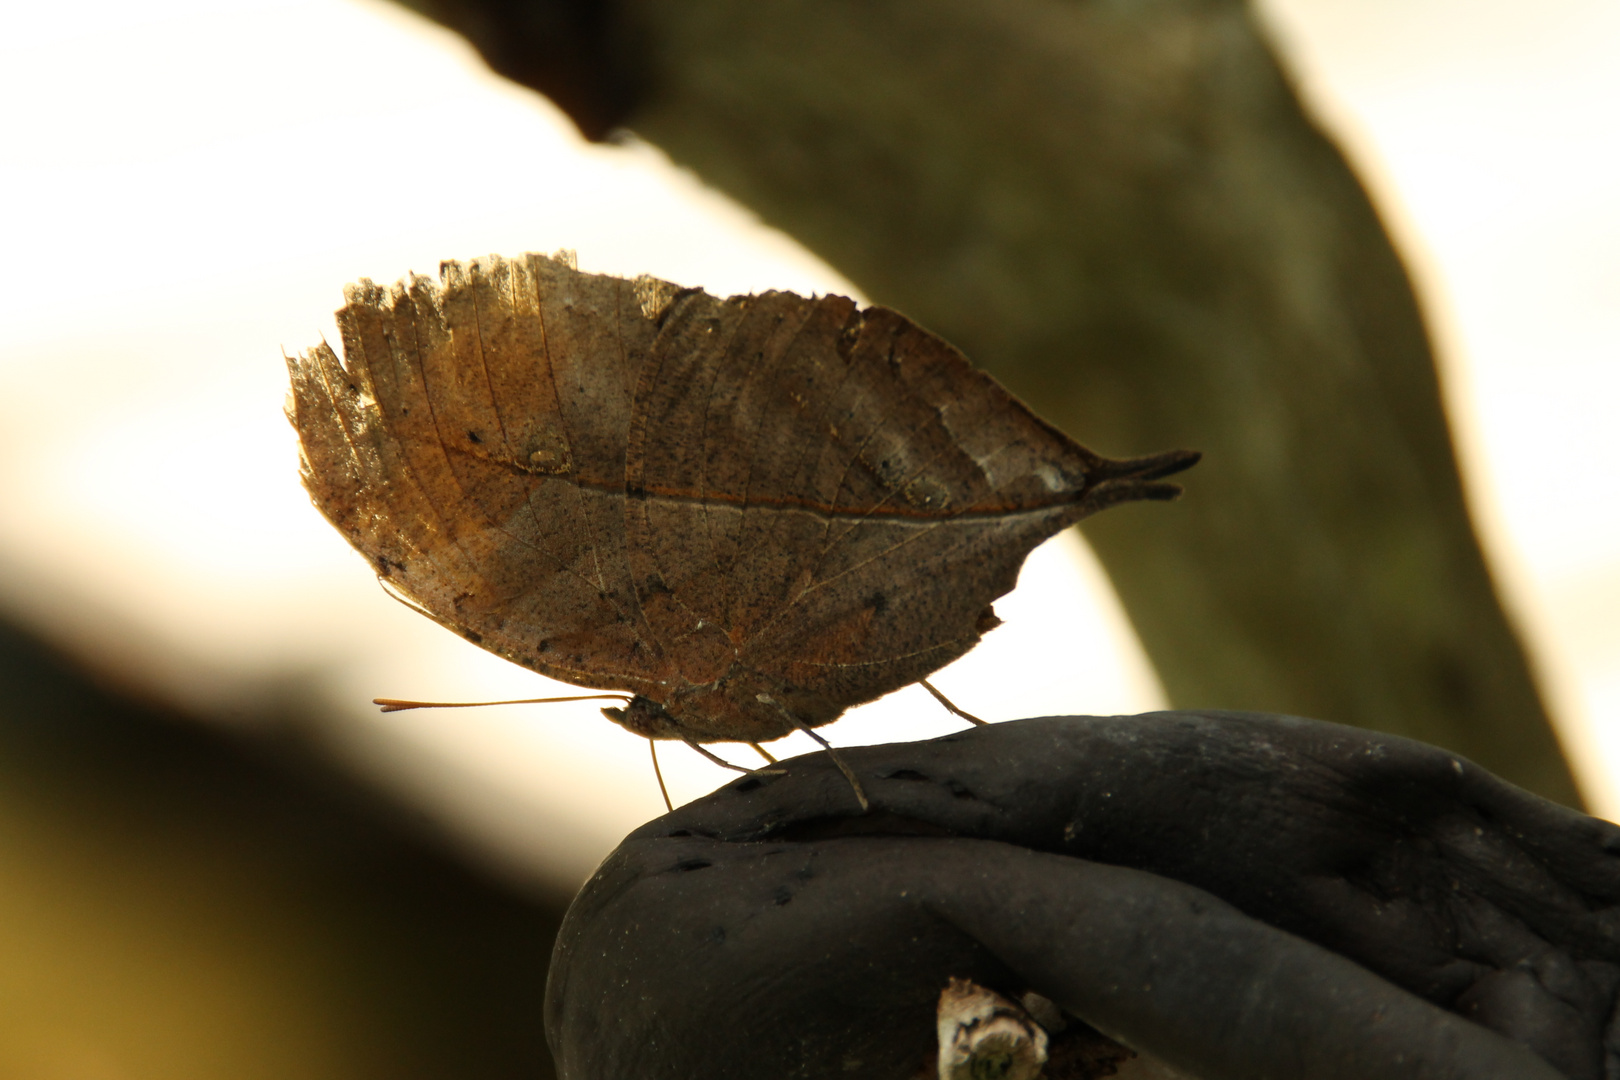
[
  {"left": 1, "top": 0, "right": 1615, "bottom": 883},
  {"left": 1261, "top": 0, "right": 1620, "bottom": 800}
]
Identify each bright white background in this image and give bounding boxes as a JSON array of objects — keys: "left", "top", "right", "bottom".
[{"left": 1, "top": 0, "right": 1615, "bottom": 886}]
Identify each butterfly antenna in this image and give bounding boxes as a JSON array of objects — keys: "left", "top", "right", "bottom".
[
  {"left": 750, "top": 742, "right": 779, "bottom": 764},
  {"left": 920, "top": 679, "right": 988, "bottom": 726},
  {"left": 374, "top": 693, "right": 632, "bottom": 713},
  {"left": 649, "top": 739, "right": 673, "bottom": 813}
]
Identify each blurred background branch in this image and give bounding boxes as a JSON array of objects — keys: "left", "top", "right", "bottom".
[
  {"left": 401, "top": 0, "right": 1580, "bottom": 804},
  {"left": 2, "top": 0, "right": 1616, "bottom": 1074},
  {"left": 0, "top": 617, "right": 566, "bottom": 1078}
]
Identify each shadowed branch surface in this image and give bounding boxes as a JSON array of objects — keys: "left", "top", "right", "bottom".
[
  {"left": 393, "top": 0, "right": 1582, "bottom": 807},
  {"left": 549, "top": 713, "right": 1618, "bottom": 1079}
]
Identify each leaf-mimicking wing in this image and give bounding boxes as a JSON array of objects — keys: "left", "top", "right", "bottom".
[{"left": 287, "top": 253, "right": 1197, "bottom": 743}]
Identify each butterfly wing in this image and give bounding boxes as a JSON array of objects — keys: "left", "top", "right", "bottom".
[
  {"left": 624, "top": 289, "right": 1126, "bottom": 725},
  {"left": 287, "top": 253, "right": 673, "bottom": 693}
]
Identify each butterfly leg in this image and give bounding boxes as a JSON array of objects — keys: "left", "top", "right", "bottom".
[
  {"left": 749, "top": 742, "right": 779, "bottom": 764},
  {"left": 920, "top": 679, "right": 988, "bottom": 726},
  {"left": 784, "top": 718, "right": 871, "bottom": 812},
  {"left": 649, "top": 739, "right": 674, "bottom": 813},
  {"left": 679, "top": 737, "right": 787, "bottom": 778},
  {"left": 748, "top": 693, "right": 870, "bottom": 811}
]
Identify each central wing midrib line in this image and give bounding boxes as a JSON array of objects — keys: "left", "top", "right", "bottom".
[
  {"left": 449, "top": 440, "right": 1086, "bottom": 524},
  {"left": 632, "top": 483, "right": 1077, "bottom": 522},
  {"left": 449, "top": 444, "right": 1085, "bottom": 522}
]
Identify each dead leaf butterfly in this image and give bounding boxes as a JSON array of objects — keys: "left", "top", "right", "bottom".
[{"left": 286, "top": 252, "right": 1196, "bottom": 798}]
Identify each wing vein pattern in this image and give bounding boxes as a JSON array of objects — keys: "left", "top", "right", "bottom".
[{"left": 287, "top": 254, "right": 1190, "bottom": 742}]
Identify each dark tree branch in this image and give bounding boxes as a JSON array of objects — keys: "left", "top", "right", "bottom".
[
  {"left": 548, "top": 714, "right": 1620, "bottom": 1079},
  {"left": 395, "top": 0, "right": 1581, "bottom": 808}
]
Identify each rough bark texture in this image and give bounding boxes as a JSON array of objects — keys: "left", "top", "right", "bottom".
[
  {"left": 394, "top": 0, "right": 1582, "bottom": 807},
  {"left": 549, "top": 714, "right": 1619, "bottom": 1080}
]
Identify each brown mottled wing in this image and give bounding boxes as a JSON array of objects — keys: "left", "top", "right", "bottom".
[
  {"left": 286, "top": 253, "right": 670, "bottom": 693},
  {"left": 624, "top": 289, "right": 1112, "bottom": 715}
]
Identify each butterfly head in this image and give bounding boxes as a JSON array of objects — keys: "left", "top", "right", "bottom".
[{"left": 603, "top": 696, "right": 683, "bottom": 739}]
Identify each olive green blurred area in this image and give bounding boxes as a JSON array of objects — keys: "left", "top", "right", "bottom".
[{"left": 0, "top": 618, "right": 564, "bottom": 1080}]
